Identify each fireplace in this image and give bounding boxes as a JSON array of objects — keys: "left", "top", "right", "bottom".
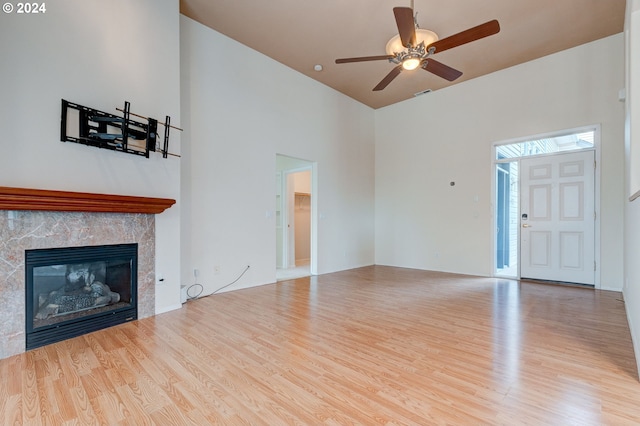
[
  {"left": 25, "top": 243, "right": 138, "bottom": 350},
  {"left": 0, "top": 187, "right": 174, "bottom": 359}
]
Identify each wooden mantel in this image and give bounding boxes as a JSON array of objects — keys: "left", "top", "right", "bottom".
[{"left": 0, "top": 186, "right": 175, "bottom": 214}]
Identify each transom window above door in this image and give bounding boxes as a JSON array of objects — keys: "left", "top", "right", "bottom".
[{"left": 496, "top": 130, "right": 595, "bottom": 160}]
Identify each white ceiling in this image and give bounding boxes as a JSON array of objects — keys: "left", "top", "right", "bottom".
[{"left": 180, "top": 0, "right": 626, "bottom": 109}]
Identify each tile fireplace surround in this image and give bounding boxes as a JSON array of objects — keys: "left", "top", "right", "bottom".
[{"left": 0, "top": 187, "right": 175, "bottom": 359}]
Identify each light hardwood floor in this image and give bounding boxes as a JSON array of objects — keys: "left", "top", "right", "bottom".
[{"left": 2, "top": 266, "right": 639, "bottom": 425}]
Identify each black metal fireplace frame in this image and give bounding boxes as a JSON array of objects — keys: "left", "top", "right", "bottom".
[{"left": 25, "top": 243, "right": 138, "bottom": 350}]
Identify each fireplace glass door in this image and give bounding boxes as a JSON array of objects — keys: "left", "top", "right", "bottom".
[{"left": 26, "top": 244, "right": 138, "bottom": 350}]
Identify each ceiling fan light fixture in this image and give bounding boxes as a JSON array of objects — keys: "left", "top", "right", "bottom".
[
  {"left": 385, "top": 28, "right": 439, "bottom": 55},
  {"left": 402, "top": 57, "right": 421, "bottom": 70}
]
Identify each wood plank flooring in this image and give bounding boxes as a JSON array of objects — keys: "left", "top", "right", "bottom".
[{"left": 2, "top": 266, "right": 640, "bottom": 425}]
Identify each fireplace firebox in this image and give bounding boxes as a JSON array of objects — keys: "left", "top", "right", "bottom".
[{"left": 25, "top": 244, "right": 138, "bottom": 350}]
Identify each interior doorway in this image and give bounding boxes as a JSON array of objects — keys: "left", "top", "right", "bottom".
[{"left": 276, "top": 155, "right": 317, "bottom": 281}]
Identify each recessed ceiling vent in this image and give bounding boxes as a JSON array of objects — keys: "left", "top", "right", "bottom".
[{"left": 414, "top": 89, "right": 432, "bottom": 97}]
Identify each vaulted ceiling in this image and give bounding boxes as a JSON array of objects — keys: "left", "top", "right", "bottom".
[{"left": 180, "top": 0, "right": 626, "bottom": 109}]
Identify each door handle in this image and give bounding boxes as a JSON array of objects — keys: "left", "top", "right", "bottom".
[{"left": 522, "top": 223, "right": 531, "bottom": 228}]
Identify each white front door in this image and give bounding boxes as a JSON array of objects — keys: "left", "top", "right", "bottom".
[{"left": 520, "top": 150, "right": 595, "bottom": 285}]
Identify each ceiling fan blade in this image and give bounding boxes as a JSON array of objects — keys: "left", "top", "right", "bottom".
[
  {"left": 373, "top": 65, "right": 403, "bottom": 91},
  {"left": 393, "top": 7, "right": 416, "bottom": 48},
  {"left": 428, "top": 20, "right": 500, "bottom": 54},
  {"left": 335, "top": 55, "right": 394, "bottom": 64},
  {"left": 422, "top": 59, "right": 463, "bottom": 81}
]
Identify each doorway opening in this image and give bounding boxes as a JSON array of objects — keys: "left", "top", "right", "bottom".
[
  {"left": 276, "top": 155, "right": 317, "bottom": 281},
  {"left": 493, "top": 126, "right": 599, "bottom": 286}
]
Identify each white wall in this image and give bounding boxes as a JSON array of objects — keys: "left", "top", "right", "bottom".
[
  {"left": 375, "top": 34, "right": 625, "bottom": 288},
  {"left": 294, "top": 171, "right": 312, "bottom": 262},
  {"left": 294, "top": 171, "right": 312, "bottom": 194},
  {"left": 0, "top": 0, "right": 182, "bottom": 314},
  {"left": 624, "top": 0, "right": 640, "bottom": 379},
  {"left": 180, "top": 16, "right": 375, "bottom": 294}
]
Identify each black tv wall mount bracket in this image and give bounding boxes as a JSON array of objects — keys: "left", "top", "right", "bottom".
[{"left": 60, "top": 99, "right": 181, "bottom": 158}]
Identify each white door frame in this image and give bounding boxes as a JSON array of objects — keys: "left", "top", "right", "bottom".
[{"left": 491, "top": 124, "right": 601, "bottom": 288}]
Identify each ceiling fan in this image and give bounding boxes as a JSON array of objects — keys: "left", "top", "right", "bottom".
[{"left": 335, "top": 4, "right": 500, "bottom": 91}]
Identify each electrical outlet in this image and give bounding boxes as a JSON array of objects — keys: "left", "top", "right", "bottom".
[{"left": 214, "top": 265, "right": 220, "bottom": 275}]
